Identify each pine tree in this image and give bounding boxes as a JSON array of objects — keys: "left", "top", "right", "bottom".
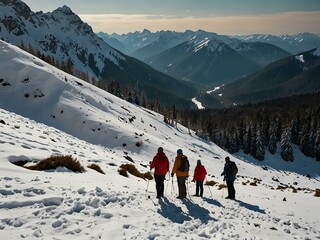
[
  {"left": 230, "top": 130, "right": 240, "bottom": 153},
  {"left": 276, "top": 118, "right": 282, "bottom": 142},
  {"left": 250, "top": 123, "right": 257, "bottom": 158},
  {"left": 262, "top": 117, "right": 270, "bottom": 146},
  {"left": 290, "top": 116, "right": 300, "bottom": 145},
  {"left": 255, "top": 127, "right": 265, "bottom": 160},
  {"left": 315, "top": 128, "right": 320, "bottom": 161},
  {"left": 268, "top": 124, "right": 277, "bottom": 154},
  {"left": 280, "top": 127, "right": 294, "bottom": 162},
  {"left": 300, "top": 119, "right": 311, "bottom": 157},
  {"left": 243, "top": 126, "right": 252, "bottom": 155},
  {"left": 238, "top": 120, "right": 245, "bottom": 149}
]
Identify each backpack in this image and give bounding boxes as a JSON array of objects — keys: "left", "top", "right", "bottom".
[
  {"left": 179, "top": 156, "right": 190, "bottom": 172},
  {"left": 230, "top": 161, "right": 238, "bottom": 177}
]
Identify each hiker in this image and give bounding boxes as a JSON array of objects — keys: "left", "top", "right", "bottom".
[
  {"left": 150, "top": 147, "right": 169, "bottom": 198},
  {"left": 221, "top": 156, "right": 237, "bottom": 200},
  {"left": 171, "top": 149, "right": 189, "bottom": 199},
  {"left": 192, "top": 160, "right": 207, "bottom": 197}
]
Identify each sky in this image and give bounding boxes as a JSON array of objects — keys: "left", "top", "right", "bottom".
[
  {"left": 20, "top": 0, "right": 320, "bottom": 35},
  {"left": 1, "top": 39, "right": 320, "bottom": 239}
]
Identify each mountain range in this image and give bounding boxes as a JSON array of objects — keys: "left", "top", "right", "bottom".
[
  {"left": 102, "top": 30, "right": 319, "bottom": 98},
  {"left": 1, "top": 0, "right": 320, "bottom": 109},
  {"left": 145, "top": 37, "right": 261, "bottom": 87},
  {"left": 236, "top": 32, "right": 320, "bottom": 54},
  {"left": 0, "top": 0, "right": 196, "bottom": 108},
  {"left": 208, "top": 48, "right": 320, "bottom": 106}
]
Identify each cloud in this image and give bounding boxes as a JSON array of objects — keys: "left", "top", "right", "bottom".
[{"left": 79, "top": 11, "right": 320, "bottom": 34}]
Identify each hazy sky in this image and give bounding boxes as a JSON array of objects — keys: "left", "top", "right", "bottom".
[{"left": 22, "top": 0, "right": 320, "bottom": 35}]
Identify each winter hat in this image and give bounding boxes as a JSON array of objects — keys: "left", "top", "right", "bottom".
[
  {"left": 177, "top": 149, "right": 183, "bottom": 154},
  {"left": 197, "top": 160, "right": 201, "bottom": 164},
  {"left": 158, "top": 147, "right": 164, "bottom": 152},
  {"left": 225, "top": 156, "right": 230, "bottom": 161}
]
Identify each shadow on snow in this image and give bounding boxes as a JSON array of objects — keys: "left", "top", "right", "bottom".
[
  {"left": 236, "top": 199, "right": 266, "bottom": 214},
  {"left": 157, "top": 197, "right": 216, "bottom": 224},
  {"left": 202, "top": 197, "right": 224, "bottom": 208}
]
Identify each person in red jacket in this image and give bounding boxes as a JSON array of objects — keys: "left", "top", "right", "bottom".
[
  {"left": 150, "top": 147, "right": 170, "bottom": 198},
  {"left": 192, "top": 160, "right": 207, "bottom": 197}
]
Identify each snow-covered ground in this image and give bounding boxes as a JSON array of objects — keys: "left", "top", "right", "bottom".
[{"left": 0, "top": 40, "right": 320, "bottom": 239}]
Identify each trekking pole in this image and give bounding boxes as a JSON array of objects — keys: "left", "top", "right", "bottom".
[
  {"left": 205, "top": 177, "right": 213, "bottom": 198},
  {"left": 171, "top": 175, "right": 176, "bottom": 197},
  {"left": 186, "top": 177, "right": 192, "bottom": 200},
  {"left": 145, "top": 179, "right": 149, "bottom": 197},
  {"left": 221, "top": 180, "right": 225, "bottom": 198},
  {"left": 165, "top": 171, "right": 170, "bottom": 196}
]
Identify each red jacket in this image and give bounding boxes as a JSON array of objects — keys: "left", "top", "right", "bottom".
[
  {"left": 193, "top": 164, "right": 207, "bottom": 181},
  {"left": 150, "top": 152, "right": 169, "bottom": 175}
]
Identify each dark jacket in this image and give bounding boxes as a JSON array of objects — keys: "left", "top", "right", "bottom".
[
  {"left": 221, "top": 161, "right": 236, "bottom": 181},
  {"left": 150, "top": 152, "right": 169, "bottom": 175}
]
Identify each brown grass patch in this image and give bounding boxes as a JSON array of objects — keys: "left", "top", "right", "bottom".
[
  {"left": 276, "top": 185, "right": 288, "bottom": 191},
  {"left": 250, "top": 181, "right": 258, "bottom": 186},
  {"left": 87, "top": 163, "right": 105, "bottom": 174},
  {"left": 205, "top": 180, "right": 217, "bottom": 186},
  {"left": 315, "top": 189, "right": 320, "bottom": 197},
  {"left": 119, "top": 164, "right": 153, "bottom": 180},
  {"left": 118, "top": 168, "right": 128, "bottom": 177},
  {"left": 26, "top": 155, "right": 85, "bottom": 173},
  {"left": 218, "top": 184, "right": 227, "bottom": 190}
]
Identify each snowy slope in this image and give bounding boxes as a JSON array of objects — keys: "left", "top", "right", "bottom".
[{"left": 0, "top": 40, "right": 320, "bottom": 239}]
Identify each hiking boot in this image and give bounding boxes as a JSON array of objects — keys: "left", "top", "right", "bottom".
[
  {"left": 225, "top": 196, "right": 231, "bottom": 199},
  {"left": 193, "top": 194, "right": 199, "bottom": 197}
]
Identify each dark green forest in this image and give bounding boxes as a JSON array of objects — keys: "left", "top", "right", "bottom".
[{"left": 175, "top": 92, "right": 320, "bottom": 162}]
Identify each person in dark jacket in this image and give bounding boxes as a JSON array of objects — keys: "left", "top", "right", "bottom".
[
  {"left": 192, "top": 160, "right": 207, "bottom": 197},
  {"left": 150, "top": 147, "right": 170, "bottom": 198},
  {"left": 221, "top": 156, "right": 236, "bottom": 200}
]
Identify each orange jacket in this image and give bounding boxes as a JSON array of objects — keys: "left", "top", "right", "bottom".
[{"left": 171, "top": 154, "right": 189, "bottom": 177}]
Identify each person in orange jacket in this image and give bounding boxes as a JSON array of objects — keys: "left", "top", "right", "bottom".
[
  {"left": 150, "top": 147, "right": 169, "bottom": 198},
  {"left": 171, "top": 149, "right": 189, "bottom": 199},
  {"left": 192, "top": 160, "right": 207, "bottom": 197}
]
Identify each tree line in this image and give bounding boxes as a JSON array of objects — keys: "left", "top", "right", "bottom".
[{"left": 176, "top": 92, "right": 320, "bottom": 162}]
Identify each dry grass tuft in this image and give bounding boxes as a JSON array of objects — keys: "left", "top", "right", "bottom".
[
  {"left": 205, "top": 180, "right": 217, "bottom": 186},
  {"left": 26, "top": 155, "right": 85, "bottom": 173},
  {"left": 218, "top": 184, "right": 227, "bottom": 190},
  {"left": 118, "top": 168, "right": 128, "bottom": 177},
  {"left": 315, "top": 189, "right": 320, "bottom": 197},
  {"left": 119, "top": 164, "right": 153, "bottom": 180},
  {"left": 87, "top": 163, "right": 105, "bottom": 174},
  {"left": 276, "top": 185, "right": 288, "bottom": 191}
]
